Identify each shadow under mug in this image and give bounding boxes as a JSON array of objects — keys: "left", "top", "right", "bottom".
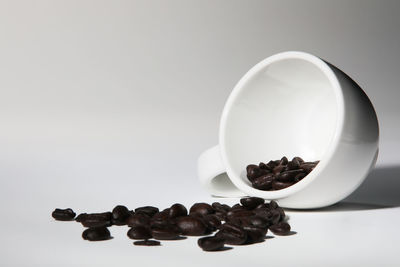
[{"left": 198, "top": 51, "right": 379, "bottom": 209}]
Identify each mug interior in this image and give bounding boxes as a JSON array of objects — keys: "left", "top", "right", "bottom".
[{"left": 220, "top": 52, "right": 342, "bottom": 197}]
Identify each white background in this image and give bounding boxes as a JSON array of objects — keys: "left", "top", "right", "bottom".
[{"left": 1, "top": 1, "right": 399, "bottom": 266}]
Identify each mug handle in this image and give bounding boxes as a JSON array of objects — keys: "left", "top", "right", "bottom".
[{"left": 197, "top": 145, "right": 245, "bottom": 197}]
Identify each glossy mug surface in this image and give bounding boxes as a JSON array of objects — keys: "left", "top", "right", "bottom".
[{"left": 198, "top": 51, "right": 379, "bottom": 209}]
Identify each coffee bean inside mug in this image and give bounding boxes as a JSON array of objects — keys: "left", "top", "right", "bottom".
[{"left": 246, "top": 157, "right": 319, "bottom": 190}]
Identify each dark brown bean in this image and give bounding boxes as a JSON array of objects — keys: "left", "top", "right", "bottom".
[
  {"left": 135, "top": 206, "right": 159, "bottom": 217},
  {"left": 214, "top": 212, "right": 227, "bottom": 221},
  {"left": 287, "top": 158, "right": 300, "bottom": 170},
  {"left": 246, "top": 165, "right": 262, "bottom": 181},
  {"left": 150, "top": 210, "right": 171, "bottom": 228},
  {"left": 82, "top": 227, "right": 111, "bottom": 241},
  {"left": 246, "top": 164, "right": 259, "bottom": 173},
  {"left": 243, "top": 226, "right": 267, "bottom": 243},
  {"left": 226, "top": 209, "right": 254, "bottom": 218},
  {"left": 300, "top": 163, "right": 316, "bottom": 173},
  {"left": 253, "top": 208, "right": 273, "bottom": 219},
  {"left": 276, "top": 207, "right": 286, "bottom": 222},
  {"left": 133, "top": 240, "right": 161, "bottom": 246},
  {"left": 78, "top": 212, "right": 112, "bottom": 228},
  {"left": 52, "top": 208, "right": 76, "bottom": 221},
  {"left": 280, "top": 156, "right": 289, "bottom": 165},
  {"left": 266, "top": 160, "right": 277, "bottom": 169},
  {"left": 272, "top": 180, "right": 293, "bottom": 190},
  {"left": 254, "top": 203, "right": 270, "bottom": 210},
  {"left": 198, "top": 236, "right": 225, "bottom": 251},
  {"left": 269, "top": 222, "right": 291, "bottom": 235},
  {"left": 111, "top": 205, "right": 130, "bottom": 225},
  {"left": 251, "top": 174, "right": 274, "bottom": 190},
  {"left": 169, "top": 203, "right": 187, "bottom": 218},
  {"left": 126, "top": 213, "right": 151, "bottom": 227},
  {"left": 240, "top": 197, "right": 265, "bottom": 209},
  {"left": 215, "top": 223, "right": 247, "bottom": 245},
  {"left": 244, "top": 216, "right": 270, "bottom": 229},
  {"left": 151, "top": 225, "right": 181, "bottom": 240},
  {"left": 127, "top": 226, "right": 152, "bottom": 240},
  {"left": 276, "top": 170, "right": 305, "bottom": 182},
  {"left": 293, "top": 157, "right": 304, "bottom": 163},
  {"left": 273, "top": 165, "right": 285, "bottom": 175},
  {"left": 231, "top": 204, "right": 243, "bottom": 210},
  {"left": 258, "top": 162, "right": 272, "bottom": 171},
  {"left": 211, "top": 202, "right": 230, "bottom": 212},
  {"left": 189, "top": 203, "right": 214, "bottom": 216},
  {"left": 294, "top": 173, "right": 306, "bottom": 182},
  {"left": 203, "top": 214, "right": 221, "bottom": 231},
  {"left": 176, "top": 216, "right": 207, "bottom": 236},
  {"left": 268, "top": 200, "right": 279, "bottom": 210}
]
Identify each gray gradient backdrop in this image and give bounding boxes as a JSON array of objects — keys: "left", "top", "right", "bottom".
[{"left": 1, "top": 1, "right": 400, "bottom": 266}]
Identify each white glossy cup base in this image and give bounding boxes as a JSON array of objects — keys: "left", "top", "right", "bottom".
[{"left": 197, "top": 51, "right": 379, "bottom": 209}]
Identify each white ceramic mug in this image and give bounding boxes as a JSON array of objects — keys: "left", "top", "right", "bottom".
[{"left": 198, "top": 51, "right": 379, "bottom": 209}]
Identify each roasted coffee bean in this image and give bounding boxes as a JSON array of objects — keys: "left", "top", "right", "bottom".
[
  {"left": 127, "top": 226, "right": 152, "bottom": 240},
  {"left": 126, "top": 213, "right": 151, "bottom": 227},
  {"left": 151, "top": 225, "right": 181, "bottom": 240},
  {"left": 198, "top": 236, "right": 225, "bottom": 251},
  {"left": 133, "top": 240, "right": 161, "bottom": 246},
  {"left": 52, "top": 208, "right": 76, "bottom": 221},
  {"left": 287, "top": 158, "right": 300, "bottom": 170},
  {"left": 280, "top": 156, "right": 289, "bottom": 165},
  {"left": 246, "top": 165, "right": 262, "bottom": 181},
  {"left": 252, "top": 174, "right": 274, "bottom": 190},
  {"left": 268, "top": 210, "right": 282, "bottom": 225},
  {"left": 78, "top": 212, "right": 112, "bottom": 228},
  {"left": 293, "top": 156, "right": 304, "bottom": 163},
  {"left": 169, "top": 203, "right": 187, "bottom": 218},
  {"left": 211, "top": 202, "right": 230, "bottom": 212},
  {"left": 266, "top": 160, "right": 277, "bottom": 169},
  {"left": 176, "top": 216, "right": 207, "bottom": 235},
  {"left": 214, "top": 212, "right": 227, "bottom": 221},
  {"left": 227, "top": 209, "right": 254, "bottom": 218},
  {"left": 231, "top": 203, "right": 243, "bottom": 210},
  {"left": 272, "top": 180, "right": 293, "bottom": 190},
  {"left": 82, "top": 227, "right": 111, "bottom": 241},
  {"left": 246, "top": 164, "right": 259, "bottom": 173},
  {"left": 75, "top": 213, "right": 87, "bottom": 222},
  {"left": 189, "top": 203, "right": 214, "bottom": 216},
  {"left": 253, "top": 208, "right": 273, "bottom": 219},
  {"left": 269, "top": 200, "right": 279, "bottom": 210},
  {"left": 258, "top": 162, "right": 272, "bottom": 171},
  {"left": 273, "top": 165, "right": 285, "bottom": 175},
  {"left": 277, "top": 170, "right": 305, "bottom": 182},
  {"left": 54, "top": 197, "right": 295, "bottom": 251},
  {"left": 240, "top": 197, "right": 264, "bottom": 209},
  {"left": 276, "top": 207, "right": 286, "bottom": 222},
  {"left": 215, "top": 223, "right": 247, "bottom": 245},
  {"left": 203, "top": 214, "right": 221, "bottom": 231},
  {"left": 150, "top": 210, "right": 170, "bottom": 228},
  {"left": 247, "top": 157, "right": 319, "bottom": 191},
  {"left": 269, "top": 222, "right": 291, "bottom": 235},
  {"left": 244, "top": 216, "right": 270, "bottom": 229},
  {"left": 254, "top": 203, "right": 269, "bottom": 210},
  {"left": 111, "top": 205, "right": 130, "bottom": 225},
  {"left": 135, "top": 206, "right": 159, "bottom": 217},
  {"left": 243, "top": 226, "right": 267, "bottom": 243},
  {"left": 299, "top": 163, "right": 315, "bottom": 173},
  {"left": 294, "top": 173, "right": 306, "bottom": 182}
]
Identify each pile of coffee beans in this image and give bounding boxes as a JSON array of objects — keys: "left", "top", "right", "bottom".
[
  {"left": 246, "top": 156, "right": 319, "bottom": 191},
  {"left": 52, "top": 197, "right": 293, "bottom": 251}
]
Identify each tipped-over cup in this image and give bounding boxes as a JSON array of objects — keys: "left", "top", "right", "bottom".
[{"left": 198, "top": 51, "right": 379, "bottom": 209}]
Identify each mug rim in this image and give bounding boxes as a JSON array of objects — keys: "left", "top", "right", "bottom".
[{"left": 219, "top": 51, "right": 345, "bottom": 199}]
